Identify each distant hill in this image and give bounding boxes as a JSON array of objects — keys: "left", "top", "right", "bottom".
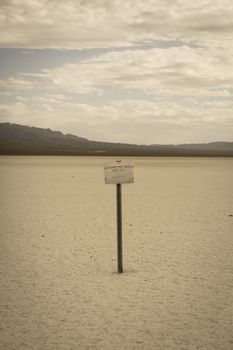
[{"left": 0, "top": 122, "right": 233, "bottom": 156}]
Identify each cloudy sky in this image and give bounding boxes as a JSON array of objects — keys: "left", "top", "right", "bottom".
[{"left": 0, "top": 0, "right": 233, "bottom": 144}]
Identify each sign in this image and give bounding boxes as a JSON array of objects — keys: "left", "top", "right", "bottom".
[
  {"left": 104, "top": 160, "right": 134, "bottom": 184},
  {"left": 104, "top": 160, "right": 135, "bottom": 273}
]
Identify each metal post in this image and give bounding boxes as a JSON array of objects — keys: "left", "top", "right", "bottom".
[{"left": 116, "top": 183, "right": 123, "bottom": 273}]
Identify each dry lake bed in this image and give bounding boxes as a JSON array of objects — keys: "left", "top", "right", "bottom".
[{"left": 0, "top": 156, "right": 233, "bottom": 350}]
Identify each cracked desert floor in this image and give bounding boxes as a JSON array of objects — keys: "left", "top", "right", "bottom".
[{"left": 0, "top": 156, "right": 233, "bottom": 350}]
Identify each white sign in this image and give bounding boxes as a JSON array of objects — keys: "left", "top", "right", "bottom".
[{"left": 104, "top": 160, "right": 134, "bottom": 184}]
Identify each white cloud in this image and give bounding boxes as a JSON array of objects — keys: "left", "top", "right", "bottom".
[
  {"left": 1, "top": 0, "right": 233, "bottom": 143},
  {"left": 1, "top": 97, "right": 233, "bottom": 144},
  {"left": 0, "top": 0, "right": 233, "bottom": 49},
  {"left": 0, "top": 76, "right": 47, "bottom": 91},
  {"left": 2, "top": 45, "right": 233, "bottom": 98}
]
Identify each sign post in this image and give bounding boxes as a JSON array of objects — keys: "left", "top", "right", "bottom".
[
  {"left": 104, "top": 160, "right": 134, "bottom": 273},
  {"left": 116, "top": 183, "right": 123, "bottom": 273}
]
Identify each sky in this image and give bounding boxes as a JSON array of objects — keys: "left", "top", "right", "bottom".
[{"left": 0, "top": 0, "right": 233, "bottom": 145}]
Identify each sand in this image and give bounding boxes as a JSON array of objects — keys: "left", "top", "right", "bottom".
[{"left": 0, "top": 156, "right": 233, "bottom": 350}]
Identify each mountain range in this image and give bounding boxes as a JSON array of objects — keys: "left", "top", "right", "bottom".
[{"left": 0, "top": 122, "right": 233, "bottom": 157}]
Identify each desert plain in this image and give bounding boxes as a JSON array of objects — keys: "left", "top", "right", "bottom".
[{"left": 0, "top": 156, "right": 233, "bottom": 350}]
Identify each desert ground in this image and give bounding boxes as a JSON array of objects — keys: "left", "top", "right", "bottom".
[{"left": 0, "top": 156, "right": 233, "bottom": 350}]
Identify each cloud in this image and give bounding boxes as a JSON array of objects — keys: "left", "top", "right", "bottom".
[
  {"left": 2, "top": 45, "right": 233, "bottom": 98},
  {"left": 1, "top": 0, "right": 233, "bottom": 144},
  {"left": 1, "top": 96, "right": 233, "bottom": 144},
  {"left": 0, "top": 0, "right": 233, "bottom": 49},
  {"left": 0, "top": 76, "right": 47, "bottom": 91}
]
